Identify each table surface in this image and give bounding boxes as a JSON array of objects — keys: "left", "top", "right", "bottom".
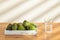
[{"left": 0, "top": 23, "right": 60, "bottom": 40}]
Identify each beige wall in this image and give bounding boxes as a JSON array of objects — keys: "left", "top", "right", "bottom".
[{"left": 0, "top": 0, "right": 60, "bottom": 23}]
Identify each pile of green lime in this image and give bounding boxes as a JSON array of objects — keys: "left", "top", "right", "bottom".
[{"left": 6, "top": 20, "right": 37, "bottom": 30}]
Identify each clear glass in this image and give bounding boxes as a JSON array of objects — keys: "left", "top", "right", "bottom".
[{"left": 44, "top": 21, "right": 53, "bottom": 40}]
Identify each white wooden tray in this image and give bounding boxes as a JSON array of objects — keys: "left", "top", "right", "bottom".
[{"left": 5, "top": 30, "right": 37, "bottom": 35}]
